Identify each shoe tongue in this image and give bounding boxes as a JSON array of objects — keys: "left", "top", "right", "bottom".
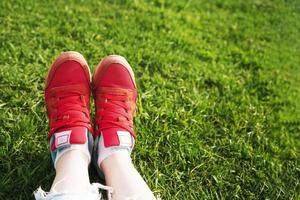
[
  {"left": 51, "top": 127, "right": 88, "bottom": 151},
  {"left": 101, "top": 128, "right": 134, "bottom": 148}
]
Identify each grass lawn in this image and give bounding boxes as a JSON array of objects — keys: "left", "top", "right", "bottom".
[{"left": 0, "top": 0, "right": 299, "bottom": 199}]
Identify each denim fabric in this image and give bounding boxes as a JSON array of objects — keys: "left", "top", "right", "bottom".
[
  {"left": 34, "top": 192, "right": 99, "bottom": 200},
  {"left": 34, "top": 183, "right": 112, "bottom": 200}
]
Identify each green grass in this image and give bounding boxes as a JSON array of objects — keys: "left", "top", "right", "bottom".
[{"left": 0, "top": 0, "right": 299, "bottom": 199}]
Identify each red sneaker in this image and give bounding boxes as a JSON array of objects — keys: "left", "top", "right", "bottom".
[
  {"left": 45, "top": 51, "right": 93, "bottom": 153},
  {"left": 93, "top": 55, "right": 137, "bottom": 148}
]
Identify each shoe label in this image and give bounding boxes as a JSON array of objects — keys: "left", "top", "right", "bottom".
[
  {"left": 54, "top": 130, "right": 72, "bottom": 149},
  {"left": 117, "top": 131, "right": 133, "bottom": 147}
]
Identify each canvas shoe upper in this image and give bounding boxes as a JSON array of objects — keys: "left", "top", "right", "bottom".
[
  {"left": 44, "top": 51, "right": 93, "bottom": 154},
  {"left": 93, "top": 55, "right": 137, "bottom": 148}
]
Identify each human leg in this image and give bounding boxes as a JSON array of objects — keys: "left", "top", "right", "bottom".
[
  {"left": 93, "top": 55, "right": 156, "bottom": 200},
  {"left": 34, "top": 51, "right": 106, "bottom": 200},
  {"left": 101, "top": 150, "right": 155, "bottom": 200},
  {"left": 50, "top": 149, "right": 90, "bottom": 193}
]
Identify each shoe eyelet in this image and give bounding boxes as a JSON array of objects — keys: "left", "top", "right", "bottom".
[{"left": 62, "top": 115, "right": 69, "bottom": 120}]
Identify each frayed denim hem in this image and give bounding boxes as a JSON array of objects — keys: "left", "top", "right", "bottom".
[{"left": 34, "top": 183, "right": 113, "bottom": 200}]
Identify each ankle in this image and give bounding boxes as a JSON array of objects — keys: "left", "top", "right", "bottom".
[
  {"left": 96, "top": 134, "right": 133, "bottom": 167},
  {"left": 50, "top": 130, "right": 93, "bottom": 169},
  {"left": 100, "top": 150, "right": 134, "bottom": 178},
  {"left": 56, "top": 149, "right": 90, "bottom": 169}
]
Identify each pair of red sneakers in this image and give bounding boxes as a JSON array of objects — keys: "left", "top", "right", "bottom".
[{"left": 44, "top": 51, "right": 137, "bottom": 165}]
